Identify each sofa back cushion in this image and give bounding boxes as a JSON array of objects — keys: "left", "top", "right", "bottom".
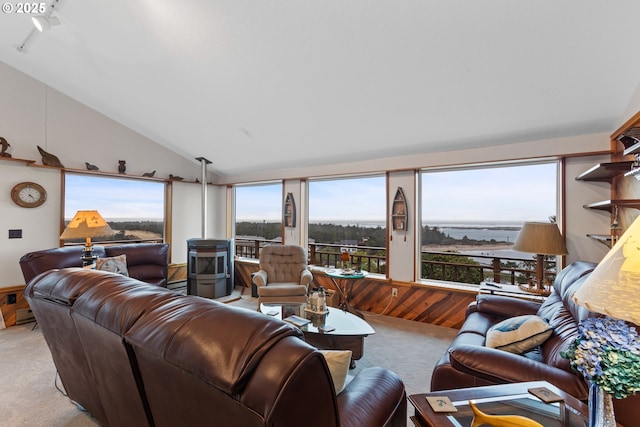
[
  {"left": 537, "top": 263, "right": 596, "bottom": 370},
  {"left": 19, "top": 245, "right": 107, "bottom": 284}
]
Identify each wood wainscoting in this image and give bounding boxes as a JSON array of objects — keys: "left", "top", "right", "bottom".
[
  {"left": 0, "top": 285, "right": 30, "bottom": 328},
  {"left": 234, "top": 259, "right": 475, "bottom": 329}
]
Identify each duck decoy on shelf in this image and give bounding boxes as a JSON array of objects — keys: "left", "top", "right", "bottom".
[
  {"left": 169, "top": 174, "right": 184, "bottom": 180},
  {"left": 37, "top": 145, "right": 64, "bottom": 168},
  {"left": 142, "top": 170, "right": 156, "bottom": 177},
  {"left": 0, "top": 137, "right": 12, "bottom": 157},
  {"left": 85, "top": 162, "right": 99, "bottom": 171}
]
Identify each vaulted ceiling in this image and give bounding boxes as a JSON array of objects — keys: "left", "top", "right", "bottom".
[{"left": 1, "top": 1, "right": 640, "bottom": 179}]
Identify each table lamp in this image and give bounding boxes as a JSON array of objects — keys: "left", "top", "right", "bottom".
[
  {"left": 572, "top": 215, "right": 640, "bottom": 324},
  {"left": 60, "top": 210, "right": 115, "bottom": 266},
  {"left": 512, "top": 222, "right": 568, "bottom": 293}
]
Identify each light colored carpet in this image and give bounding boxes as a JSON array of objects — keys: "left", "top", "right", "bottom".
[{"left": 0, "top": 289, "right": 458, "bottom": 427}]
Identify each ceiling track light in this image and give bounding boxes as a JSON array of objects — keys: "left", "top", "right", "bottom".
[
  {"left": 32, "top": 15, "right": 60, "bottom": 32},
  {"left": 16, "top": 0, "right": 62, "bottom": 52}
]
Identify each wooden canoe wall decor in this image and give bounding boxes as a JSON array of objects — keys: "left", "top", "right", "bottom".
[
  {"left": 284, "top": 192, "right": 296, "bottom": 227},
  {"left": 391, "top": 187, "right": 408, "bottom": 241}
]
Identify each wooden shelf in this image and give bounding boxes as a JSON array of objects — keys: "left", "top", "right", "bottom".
[
  {"left": 391, "top": 187, "right": 407, "bottom": 231},
  {"left": 617, "top": 127, "right": 640, "bottom": 155},
  {"left": 583, "top": 199, "right": 640, "bottom": 212},
  {"left": 575, "top": 161, "right": 635, "bottom": 182},
  {"left": 586, "top": 234, "right": 613, "bottom": 247},
  {"left": 0, "top": 156, "right": 36, "bottom": 165}
]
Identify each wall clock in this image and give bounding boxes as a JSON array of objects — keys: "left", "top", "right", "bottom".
[{"left": 11, "top": 182, "right": 47, "bottom": 208}]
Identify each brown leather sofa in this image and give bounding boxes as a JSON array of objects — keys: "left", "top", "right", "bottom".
[
  {"left": 19, "top": 243, "right": 169, "bottom": 287},
  {"left": 430, "top": 261, "right": 638, "bottom": 426},
  {"left": 25, "top": 268, "right": 407, "bottom": 427}
]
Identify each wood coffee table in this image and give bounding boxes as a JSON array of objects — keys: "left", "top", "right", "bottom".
[
  {"left": 409, "top": 381, "right": 589, "bottom": 427},
  {"left": 260, "top": 303, "right": 375, "bottom": 368}
]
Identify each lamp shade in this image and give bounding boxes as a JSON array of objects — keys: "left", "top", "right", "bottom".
[
  {"left": 512, "top": 222, "right": 568, "bottom": 255},
  {"left": 60, "top": 210, "right": 114, "bottom": 240},
  {"left": 572, "top": 216, "right": 640, "bottom": 325}
]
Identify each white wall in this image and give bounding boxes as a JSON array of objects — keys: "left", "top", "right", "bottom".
[
  {"left": 0, "top": 61, "right": 221, "bottom": 287},
  {"left": 564, "top": 155, "right": 612, "bottom": 264},
  {"left": 387, "top": 171, "right": 417, "bottom": 282}
]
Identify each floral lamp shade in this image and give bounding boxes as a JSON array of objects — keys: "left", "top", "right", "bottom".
[{"left": 572, "top": 215, "right": 640, "bottom": 325}]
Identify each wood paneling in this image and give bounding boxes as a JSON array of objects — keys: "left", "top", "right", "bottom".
[
  {"left": 168, "top": 263, "right": 187, "bottom": 283},
  {"left": 0, "top": 285, "right": 29, "bottom": 327},
  {"left": 234, "top": 260, "right": 474, "bottom": 329}
]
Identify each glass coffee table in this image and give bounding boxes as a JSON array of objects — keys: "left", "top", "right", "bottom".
[
  {"left": 409, "top": 381, "right": 589, "bottom": 427},
  {"left": 260, "top": 302, "right": 375, "bottom": 368}
]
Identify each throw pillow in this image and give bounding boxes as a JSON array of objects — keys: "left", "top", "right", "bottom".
[
  {"left": 486, "top": 315, "right": 553, "bottom": 354},
  {"left": 96, "top": 254, "right": 129, "bottom": 276},
  {"left": 320, "top": 349, "right": 352, "bottom": 394}
]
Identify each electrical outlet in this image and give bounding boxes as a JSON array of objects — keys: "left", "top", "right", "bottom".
[{"left": 392, "top": 288, "right": 398, "bottom": 297}]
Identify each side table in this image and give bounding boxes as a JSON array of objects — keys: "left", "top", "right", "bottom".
[
  {"left": 409, "top": 381, "right": 589, "bottom": 427},
  {"left": 325, "top": 269, "right": 367, "bottom": 319}
]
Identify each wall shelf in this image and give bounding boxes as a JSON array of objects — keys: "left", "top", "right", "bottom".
[
  {"left": 575, "top": 161, "right": 634, "bottom": 182},
  {"left": 391, "top": 187, "right": 407, "bottom": 231},
  {"left": 0, "top": 156, "right": 36, "bottom": 165},
  {"left": 586, "top": 234, "right": 613, "bottom": 247},
  {"left": 583, "top": 199, "right": 640, "bottom": 212}
]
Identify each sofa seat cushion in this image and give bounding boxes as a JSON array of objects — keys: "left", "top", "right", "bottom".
[
  {"left": 257, "top": 283, "right": 307, "bottom": 297},
  {"left": 486, "top": 315, "right": 553, "bottom": 354}
]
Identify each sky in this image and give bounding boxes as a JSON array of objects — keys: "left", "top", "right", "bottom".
[
  {"left": 65, "top": 162, "right": 558, "bottom": 225},
  {"left": 236, "top": 162, "right": 558, "bottom": 225},
  {"left": 65, "top": 174, "right": 165, "bottom": 220}
]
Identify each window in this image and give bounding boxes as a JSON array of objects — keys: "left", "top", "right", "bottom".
[
  {"left": 234, "top": 182, "right": 283, "bottom": 257},
  {"left": 63, "top": 173, "right": 165, "bottom": 244},
  {"left": 420, "top": 161, "right": 558, "bottom": 284},
  {"left": 308, "top": 175, "right": 386, "bottom": 271}
]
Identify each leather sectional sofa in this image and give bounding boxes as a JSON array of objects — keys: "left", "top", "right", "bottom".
[
  {"left": 431, "top": 261, "right": 638, "bottom": 426},
  {"left": 25, "top": 268, "right": 406, "bottom": 427},
  {"left": 19, "top": 243, "right": 169, "bottom": 287}
]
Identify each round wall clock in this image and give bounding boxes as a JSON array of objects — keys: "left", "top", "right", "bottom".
[{"left": 11, "top": 182, "right": 47, "bottom": 208}]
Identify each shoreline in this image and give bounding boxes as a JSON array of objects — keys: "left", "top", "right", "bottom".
[{"left": 422, "top": 243, "right": 514, "bottom": 252}]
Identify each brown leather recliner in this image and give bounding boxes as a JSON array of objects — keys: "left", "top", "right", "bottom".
[
  {"left": 19, "top": 243, "right": 169, "bottom": 287},
  {"left": 25, "top": 268, "right": 407, "bottom": 427}
]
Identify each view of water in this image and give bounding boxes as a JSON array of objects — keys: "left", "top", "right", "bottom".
[{"left": 438, "top": 227, "right": 520, "bottom": 243}]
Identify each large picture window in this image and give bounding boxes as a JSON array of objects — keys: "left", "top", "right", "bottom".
[
  {"left": 234, "top": 182, "right": 283, "bottom": 257},
  {"left": 308, "top": 175, "right": 386, "bottom": 272},
  {"left": 420, "top": 161, "right": 559, "bottom": 284},
  {"left": 63, "top": 173, "right": 165, "bottom": 244}
]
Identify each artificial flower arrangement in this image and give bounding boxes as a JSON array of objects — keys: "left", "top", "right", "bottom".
[{"left": 561, "top": 316, "right": 640, "bottom": 399}]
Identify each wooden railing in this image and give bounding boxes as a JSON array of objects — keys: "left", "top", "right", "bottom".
[{"left": 234, "top": 238, "right": 556, "bottom": 285}]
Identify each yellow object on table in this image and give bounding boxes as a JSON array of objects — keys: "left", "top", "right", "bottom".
[{"left": 469, "top": 401, "right": 543, "bottom": 427}]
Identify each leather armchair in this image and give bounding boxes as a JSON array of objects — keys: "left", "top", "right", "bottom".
[{"left": 252, "top": 244, "right": 313, "bottom": 305}]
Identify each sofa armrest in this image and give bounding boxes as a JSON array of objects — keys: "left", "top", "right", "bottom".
[
  {"left": 300, "top": 269, "right": 313, "bottom": 286},
  {"left": 337, "top": 367, "right": 407, "bottom": 427},
  {"left": 253, "top": 270, "right": 268, "bottom": 287},
  {"left": 449, "top": 344, "right": 589, "bottom": 400},
  {"left": 471, "top": 294, "right": 541, "bottom": 319}
]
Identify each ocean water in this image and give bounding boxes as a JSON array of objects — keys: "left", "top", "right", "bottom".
[{"left": 438, "top": 227, "right": 520, "bottom": 243}]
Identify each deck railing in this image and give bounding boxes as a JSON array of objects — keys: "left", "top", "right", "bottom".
[{"left": 234, "top": 238, "right": 556, "bottom": 285}]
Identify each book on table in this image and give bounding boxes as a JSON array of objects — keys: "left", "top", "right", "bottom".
[{"left": 284, "top": 315, "right": 310, "bottom": 327}]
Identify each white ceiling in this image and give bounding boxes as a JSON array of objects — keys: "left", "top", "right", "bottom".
[{"left": 1, "top": 1, "right": 640, "bottom": 179}]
